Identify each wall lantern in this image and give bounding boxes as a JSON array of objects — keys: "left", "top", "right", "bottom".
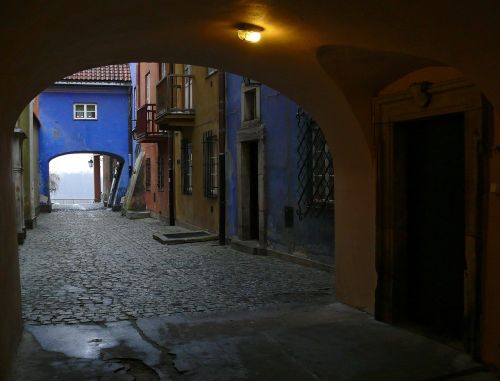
[
  {"left": 88, "top": 158, "right": 94, "bottom": 168},
  {"left": 236, "top": 23, "right": 264, "bottom": 43}
]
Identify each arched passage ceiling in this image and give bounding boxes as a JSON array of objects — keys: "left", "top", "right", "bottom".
[
  {"left": 317, "top": 45, "right": 443, "bottom": 152},
  {"left": 0, "top": 0, "right": 498, "bottom": 169}
]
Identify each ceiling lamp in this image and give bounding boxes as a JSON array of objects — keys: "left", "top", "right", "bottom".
[{"left": 236, "top": 23, "right": 264, "bottom": 43}]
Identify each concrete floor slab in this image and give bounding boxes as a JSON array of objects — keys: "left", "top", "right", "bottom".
[
  {"left": 26, "top": 321, "right": 161, "bottom": 365},
  {"left": 14, "top": 304, "right": 500, "bottom": 380}
]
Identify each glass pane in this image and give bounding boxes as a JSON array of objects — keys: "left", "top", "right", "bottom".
[
  {"left": 75, "top": 105, "right": 84, "bottom": 111},
  {"left": 86, "top": 111, "right": 96, "bottom": 119},
  {"left": 146, "top": 74, "right": 151, "bottom": 103},
  {"left": 86, "top": 104, "right": 96, "bottom": 111},
  {"left": 75, "top": 111, "right": 85, "bottom": 118}
]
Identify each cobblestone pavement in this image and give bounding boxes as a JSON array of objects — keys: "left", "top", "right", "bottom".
[{"left": 19, "top": 209, "right": 335, "bottom": 325}]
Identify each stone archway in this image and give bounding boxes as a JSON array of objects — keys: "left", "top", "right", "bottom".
[
  {"left": 1, "top": 1, "right": 500, "bottom": 378},
  {"left": 45, "top": 151, "right": 127, "bottom": 209}
]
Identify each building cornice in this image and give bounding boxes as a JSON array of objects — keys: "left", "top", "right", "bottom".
[
  {"left": 44, "top": 84, "right": 130, "bottom": 94},
  {"left": 54, "top": 80, "right": 131, "bottom": 87}
]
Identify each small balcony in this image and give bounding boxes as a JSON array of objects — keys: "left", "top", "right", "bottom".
[
  {"left": 134, "top": 104, "right": 170, "bottom": 143},
  {"left": 155, "top": 74, "right": 195, "bottom": 130}
]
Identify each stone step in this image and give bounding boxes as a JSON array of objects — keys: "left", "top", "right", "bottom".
[{"left": 153, "top": 230, "right": 218, "bottom": 245}]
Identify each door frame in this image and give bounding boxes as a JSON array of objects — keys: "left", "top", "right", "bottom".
[
  {"left": 236, "top": 122, "right": 267, "bottom": 246},
  {"left": 373, "top": 78, "right": 491, "bottom": 355}
]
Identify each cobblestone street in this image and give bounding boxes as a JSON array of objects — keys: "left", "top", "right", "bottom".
[{"left": 20, "top": 208, "right": 334, "bottom": 325}]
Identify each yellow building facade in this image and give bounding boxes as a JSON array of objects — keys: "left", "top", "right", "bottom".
[{"left": 164, "top": 64, "right": 221, "bottom": 233}]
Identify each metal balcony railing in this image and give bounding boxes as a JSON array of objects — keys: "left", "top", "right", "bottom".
[
  {"left": 134, "top": 104, "right": 170, "bottom": 142},
  {"left": 135, "top": 103, "right": 156, "bottom": 135},
  {"left": 156, "top": 74, "right": 195, "bottom": 120}
]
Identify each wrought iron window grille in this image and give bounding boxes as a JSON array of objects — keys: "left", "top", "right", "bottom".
[
  {"left": 181, "top": 139, "right": 193, "bottom": 195},
  {"left": 203, "top": 130, "right": 218, "bottom": 198},
  {"left": 296, "top": 108, "right": 334, "bottom": 220}
]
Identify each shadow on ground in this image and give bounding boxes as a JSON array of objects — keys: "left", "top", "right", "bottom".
[{"left": 14, "top": 303, "right": 499, "bottom": 381}]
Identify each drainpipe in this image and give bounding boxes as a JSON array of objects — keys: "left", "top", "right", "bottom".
[
  {"left": 128, "top": 82, "right": 133, "bottom": 177},
  {"left": 168, "top": 134, "right": 176, "bottom": 226},
  {"left": 218, "top": 71, "right": 226, "bottom": 245}
]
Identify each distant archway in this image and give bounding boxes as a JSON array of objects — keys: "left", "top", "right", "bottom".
[{"left": 46, "top": 151, "right": 126, "bottom": 209}]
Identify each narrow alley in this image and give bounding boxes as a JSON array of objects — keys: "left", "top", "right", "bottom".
[
  {"left": 14, "top": 208, "right": 499, "bottom": 380},
  {"left": 19, "top": 208, "right": 333, "bottom": 325}
]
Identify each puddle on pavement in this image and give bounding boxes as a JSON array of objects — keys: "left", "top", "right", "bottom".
[{"left": 26, "top": 321, "right": 161, "bottom": 366}]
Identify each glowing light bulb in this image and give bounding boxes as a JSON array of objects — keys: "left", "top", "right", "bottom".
[{"left": 236, "top": 24, "right": 263, "bottom": 43}]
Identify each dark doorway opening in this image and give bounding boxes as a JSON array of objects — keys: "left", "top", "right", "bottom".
[
  {"left": 394, "top": 112, "right": 465, "bottom": 345},
  {"left": 247, "top": 141, "right": 259, "bottom": 240}
]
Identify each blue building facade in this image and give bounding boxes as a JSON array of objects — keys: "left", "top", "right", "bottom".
[
  {"left": 38, "top": 65, "right": 131, "bottom": 207},
  {"left": 225, "top": 74, "right": 335, "bottom": 264}
]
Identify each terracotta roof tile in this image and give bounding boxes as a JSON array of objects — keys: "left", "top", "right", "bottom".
[{"left": 64, "top": 64, "right": 131, "bottom": 82}]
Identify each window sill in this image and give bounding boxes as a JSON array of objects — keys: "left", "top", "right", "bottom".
[{"left": 241, "top": 119, "right": 262, "bottom": 128}]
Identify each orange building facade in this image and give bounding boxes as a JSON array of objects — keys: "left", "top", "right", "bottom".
[
  {"left": 133, "top": 62, "right": 221, "bottom": 232},
  {"left": 135, "top": 63, "right": 172, "bottom": 221}
]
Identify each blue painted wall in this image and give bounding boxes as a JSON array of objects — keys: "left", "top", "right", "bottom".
[
  {"left": 39, "top": 85, "right": 130, "bottom": 205},
  {"left": 226, "top": 74, "right": 335, "bottom": 263}
]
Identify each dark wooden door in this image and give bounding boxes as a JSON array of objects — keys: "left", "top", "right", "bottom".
[{"left": 400, "top": 113, "right": 466, "bottom": 341}]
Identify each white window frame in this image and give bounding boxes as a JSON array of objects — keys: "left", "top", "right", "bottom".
[
  {"left": 73, "top": 103, "right": 98, "bottom": 120},
  {"left": 145, "top": 72, "right": 151, "bottom": 104}
]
